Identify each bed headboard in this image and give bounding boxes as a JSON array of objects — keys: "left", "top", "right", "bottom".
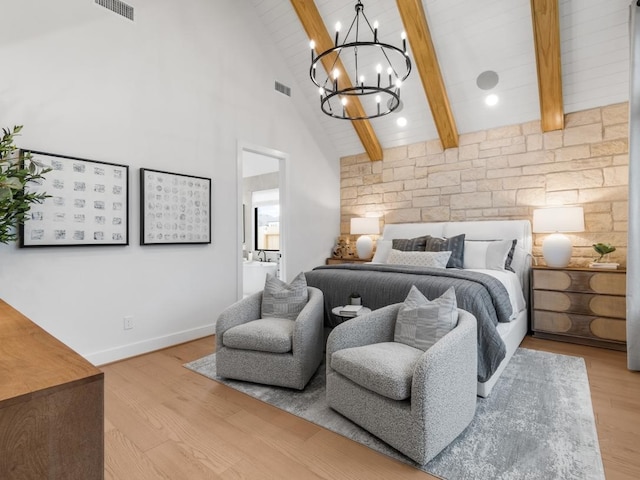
[{"left": 380, "top": 220, "right": 533, "bottom": 296}]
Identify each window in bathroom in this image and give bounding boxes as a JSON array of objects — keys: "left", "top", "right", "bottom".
[{"left": 252, "top": 189, "right": 279, "bottom": 251}]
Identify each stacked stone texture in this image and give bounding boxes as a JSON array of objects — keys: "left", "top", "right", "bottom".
[{"left": 340, "top": 102, "right": 629, "bottom": 267}]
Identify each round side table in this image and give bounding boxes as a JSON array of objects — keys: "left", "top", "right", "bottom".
[{"left": 331, "top": 306, "right": 372, "bottom": 325}]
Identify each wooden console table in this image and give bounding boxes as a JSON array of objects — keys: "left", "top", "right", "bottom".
[{"left": 0, "top": 299, "right": 104, "bottom": 479}]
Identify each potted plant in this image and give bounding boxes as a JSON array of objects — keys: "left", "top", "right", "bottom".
[
  {"left": 0, "top": 126, "right": 50, "bottom": 244},
  {"left": 349, "top": 292, "right": 362, "bottom": 305},
  {"left": 592, "top": 243, "right": 616, "bottom": 263}
]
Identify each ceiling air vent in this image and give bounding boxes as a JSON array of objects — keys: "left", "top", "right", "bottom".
[
  {"left": 95, "top": 0, "right": 134, "bottom": 21},
  {"left": 275, "top": 81, "right": 291, "bottom": 97}
]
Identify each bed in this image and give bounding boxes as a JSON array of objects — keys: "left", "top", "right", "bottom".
[{"left": 306, "top": 219, "right": 532, "bottom": 397}]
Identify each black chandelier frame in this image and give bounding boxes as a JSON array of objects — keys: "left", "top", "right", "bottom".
[{"left": 309, "top": 1, "right": 412, "bottom": 120}]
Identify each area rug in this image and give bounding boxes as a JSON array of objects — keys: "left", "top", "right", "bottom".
[{"left": 185, "top": 348, "right": 605, "bottom": 480}]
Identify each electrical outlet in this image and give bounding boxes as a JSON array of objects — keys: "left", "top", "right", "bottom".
[{"left": 123, "top": 315, "right": 134, "bottom": 330}]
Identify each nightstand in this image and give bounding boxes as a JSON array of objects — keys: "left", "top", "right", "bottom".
[
  {"left": 326, "top": 257, "right": 372, "bottom": 265},
  {"left": 531, "top": 266, "right": 627, "bottom": 350}
]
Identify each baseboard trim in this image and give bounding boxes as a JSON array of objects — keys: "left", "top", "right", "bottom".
[{"left": 85, "top": 325, "right": 216, "bottom": 366}]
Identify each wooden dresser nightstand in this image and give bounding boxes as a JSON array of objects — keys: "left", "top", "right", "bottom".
[
  {"left": 326, "top": 257, "right": 371, "bottom": 265},
  {"left": 531, "top": 266, "right": 627, "bottom": 350}
]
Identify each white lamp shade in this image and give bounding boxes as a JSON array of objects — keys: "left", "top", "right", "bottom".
[
  {"left": 350, "top": 217, "right": 380, "bottom": 235},
  {"left": 532, "top": 206, "right": 585, "bottom": 233},
  {"left": 533, "top": 206, "right": 584, "bottom": 268}
]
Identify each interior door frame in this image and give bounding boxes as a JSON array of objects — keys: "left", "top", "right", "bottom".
[{"left": 237, "top": 142, "right": 289, "bottom": 301}]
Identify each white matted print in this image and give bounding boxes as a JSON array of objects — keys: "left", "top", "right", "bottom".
[
  {"left": 20, "top": 151, "right": 129, "bottom": 247},
  {"left": 140, "top": 168, "right": 211, "bottom": 245}
]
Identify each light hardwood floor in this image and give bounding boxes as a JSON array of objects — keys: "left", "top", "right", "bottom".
[{"left": 102, "top": 335, "right": 640, "bottom": 480}]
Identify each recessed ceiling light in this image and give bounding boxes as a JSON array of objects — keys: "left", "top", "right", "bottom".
[
  {"left": 476, "top": 70, "right": 499, "bottom": 90},
  {"left": 485, "top": 94, "right": 499, "bottom": 106},
  {"left": 396, "top": 117, "right": 407, "bottom": 127}
]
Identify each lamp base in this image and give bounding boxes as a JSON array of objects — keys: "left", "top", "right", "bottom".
[
  {"left": 356, "top": 235, "right": 374, "bottom": 259},
  {"left": 542, "top": 233, "right": 573, "bottom": 268}
]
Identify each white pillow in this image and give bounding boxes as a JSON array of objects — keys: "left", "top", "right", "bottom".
[
  {"left": 386, "top": 249, "right": 451, "bottom": 268},
  {"left": 371, "top": 239, "right": 392, "bottom": 263},
  {"left": 463, "top": 240, "right": 513, "bottom": 270}
]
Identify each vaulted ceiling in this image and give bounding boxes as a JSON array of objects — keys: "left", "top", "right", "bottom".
[{"left": 251, "top": 0, "right": 630, "bottom": 160}]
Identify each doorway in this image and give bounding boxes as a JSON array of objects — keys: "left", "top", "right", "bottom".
[{"left": 237, "top": 144, "right": 288, "bottom": 300}]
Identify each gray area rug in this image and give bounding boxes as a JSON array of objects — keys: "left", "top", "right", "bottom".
[{"left": 185, "top": 348, "right": 604, "bottom": 480}]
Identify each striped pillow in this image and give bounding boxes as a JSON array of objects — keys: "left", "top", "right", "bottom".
[
  {"left": 394, "top": 286, "right": 458, "bottom": 351},
  {"left": 392, "top": 235, "right": 429, "bottom": 251},
  {"left": 424, "top": 234, "right": 466, "bottom": 268},
  {"left": 261, "top": 272, "right": 308, "bottom": 320}
]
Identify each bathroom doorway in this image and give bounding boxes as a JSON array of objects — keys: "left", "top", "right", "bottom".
[{"left": 237, "top": 144, "right": 288, "bottom": 300}]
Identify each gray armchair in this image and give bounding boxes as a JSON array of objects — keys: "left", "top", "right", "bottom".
[
  {"left": 216, "top": 286, "right": 324, "bottom": 390},
  {"left": 326, "top": 303, "right": 477, "bottom": 464}
]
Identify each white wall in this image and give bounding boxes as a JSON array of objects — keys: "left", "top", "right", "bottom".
[{"left": 0, "top": 0, "right": 340, "bottom": 364}]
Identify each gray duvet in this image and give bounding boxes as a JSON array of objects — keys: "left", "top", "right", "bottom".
[{"left": 305, "top": 263, "right": 513, "bottom": 382}]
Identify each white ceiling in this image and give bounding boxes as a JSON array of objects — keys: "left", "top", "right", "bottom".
[{"left": 250, "top": 0, "right": 631, "bottom": 158}]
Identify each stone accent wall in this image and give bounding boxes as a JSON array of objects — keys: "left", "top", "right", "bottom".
[{"left": 340, "top": 103, "right": 629, "bottom": 267}]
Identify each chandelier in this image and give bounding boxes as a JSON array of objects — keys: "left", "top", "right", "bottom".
[{"left": 309, "top": 0, "right": 412, "bottom": 120}]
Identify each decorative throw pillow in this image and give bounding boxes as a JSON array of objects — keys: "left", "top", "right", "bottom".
[
  {"left": 424, "top": 234, "right": 465, "bottom": 268},
  {"left": 386, "top": 249, "right": 451, "bottom": 268},
  {"left": 261, "top": 272, "right": 308, "bottom": 320},
  {"left": 392, "top": 235, "right": 429, "bottom": 251},
  {"left": 371, "top": 239, "right": 393, "bottom": 263},
  {"left": 394, "top": 285, "right": 459, "bottom": 351},
  {"left": 504, "top": 239, "right": 518, "bottom": 272},
  {"left": 463, "top": 239, "right": 516, "bottom": 271}
]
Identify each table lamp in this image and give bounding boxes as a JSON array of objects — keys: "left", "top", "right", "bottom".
[
  {"left": 350, "top": 217, "right": 380, "bottom": 259},
  {"left": 532, "top": 206, "right": 585, "bottom": 268}
]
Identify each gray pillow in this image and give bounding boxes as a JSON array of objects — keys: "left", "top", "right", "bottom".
[
  {"left": 392, "top": 235, "right": 429, "bottom": 251},
  {"left": 504, "top": 239, "right": 517, "bottom": 272},
  {"left": 424, "top": 234, "right": 465, "bottom": 268},
  {"left": 394, "top": 285, "right": 458, "bottom": 351},
  {"left": 261, "top": 272, "right": 308, "bottom": 320}
]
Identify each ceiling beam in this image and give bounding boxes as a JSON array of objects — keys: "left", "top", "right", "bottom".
[
  {"left": 396, "top": 0, "right": 458, "bottom": 149},
  {"left": 289, "top": 0, "right": 383, "bottom": 161},
  {"left": 530, "top": 0, "right": 564, "bottom": 131}
]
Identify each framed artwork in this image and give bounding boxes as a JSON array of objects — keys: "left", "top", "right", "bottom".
[
  {"left": 19, "top": 150, "right": 129, "bottom": 247},
  {"left": 140, "top": 168, "right": 211, "bottom": 245}
]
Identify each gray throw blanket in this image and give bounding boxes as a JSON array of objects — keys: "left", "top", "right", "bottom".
[{"left": 306, "top": 264, "right": 513, "bottom": 382}]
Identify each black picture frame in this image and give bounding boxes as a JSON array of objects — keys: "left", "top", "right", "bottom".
[
  {"left": 19, "top": 150, "right": 129, "bottom": 247},
  {"left": 140, "top": 168, "right": 211, "bottom": 245}
]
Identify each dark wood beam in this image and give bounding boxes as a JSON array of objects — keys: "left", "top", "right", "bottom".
[
  {"left": 290, "top": 0, "right": 383, "bottom": 161},
  {"left": 396, "top": 0, "right": 458, "bottom": 149},
  {"left": 531, "top": 0, "right": 564, "bottom": 131}
]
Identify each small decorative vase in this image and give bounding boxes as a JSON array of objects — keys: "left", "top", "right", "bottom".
[{"left": 349, "top": 293, "right": 361, "bottom": 305}]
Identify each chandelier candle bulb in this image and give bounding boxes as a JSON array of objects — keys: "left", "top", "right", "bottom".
[
  {"left": 335, "top": 22, "right": 341, "bottom": 47},
  {"left": 373, "top": 21, "right": 379, "bottom": 41},
  {"left": 401, "top": 31, "right": 407, "bottom": 52}
]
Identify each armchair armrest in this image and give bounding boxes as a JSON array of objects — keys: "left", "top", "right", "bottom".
[
  {"left": 412, "top": 309, "right": 478, "bottom": 430},
  {"left": 292, "top": 287, "right": 324, "bottom": 353},
  {"left": 326, "top": 304, "right": 401, "bottom": 367},
  {"left": 215, "top": 291, "right": 263, "bottom": 351}
]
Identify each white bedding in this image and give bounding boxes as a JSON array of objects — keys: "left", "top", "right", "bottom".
[{"left": 375, "top": 219, "right": 533, "bottom": 397}]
